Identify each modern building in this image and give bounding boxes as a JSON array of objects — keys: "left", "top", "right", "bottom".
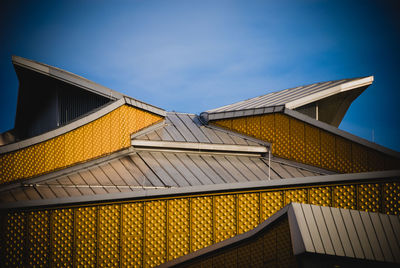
[{"left": 0, "top": 56, "right": 399, "bottom": 267}]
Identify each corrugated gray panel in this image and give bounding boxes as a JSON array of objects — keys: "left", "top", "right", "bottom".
[
  {"left": 136, "top": 112, "right": 262, "bottom": 146},
  {"left": 187, "top": 154, "right": 225, "bottom": 185},
  {"left": 291, "top": 203, "right": 315, "bottom": 253},
  {"left": 294, "top": 205, "right": 400, "bottom": 264},
  {"left": 207, "top": 78, "right": 358, "bottom": 113},
  {"left": 213, "top": 156, "right": 248, "bottom": 183},
  {"left": 320, "top": 206, "right": 345, "bottom": 257},
  {"left": 237, "top": 156, "right": 268, "bottom": 180},
  {"left": 302, "top": 204, "right": 325, "bottom": 254},
  {"left": 200, "top": 155, "right": 236, "bottom": 183},
  {"left": 125, "top": 154, "right": 164, "bottom": 187},
  {"left": 137, "top": 152, "right": 179, "bottom": 187},
  {"left": 163, "top": 153, "right": 203, "bottom": 186},
  {"left": 167, "top": 113, "right": 197, "bottom": 142},
  {"left": 175, "top": 154, "right": 214, "bottom": 185},
  {"left": 177, "top": 113, "right": 210, "bottom": 143},
  {"left": 225, "top": 156, "right": 260, "bottom": 182},
  {"left": 109, "top": 160, "right": 140, "bottom": 187},
  {"left": 79, "top": 170, "right": 108, "bottom": 195},
  {"left": 369, "top": 212, "right": 394, "bottom": 262},
  {"left": 388, "top": 215, "right": 400, "bottom": 249},
  {"left": 330, "top": 207, "right": 355, "bottom": 258},
  {"left": 311, "top": 205, "right": 335, "bottom": 255},
  {"left": 349, "top": 210, "right": 374, "bottom": 260},
  {"left": 68, "top": 173, "right": 95, "bottom": 196},
  {"left": 340, "top": 208, "right": 364, "bottom": 259},
  {"left": 379, "top": 214, "right": 400, "bottom": 263}
]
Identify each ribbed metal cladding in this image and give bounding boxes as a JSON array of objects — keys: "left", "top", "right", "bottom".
[{"left": 58, "top": 85, "right": 110, "bottom": 126}]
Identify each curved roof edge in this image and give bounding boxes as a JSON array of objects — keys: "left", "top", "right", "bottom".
[
  {"left": 1, "top": 169, "right": 398, "bottom": 210},
  {"left": 201, "top": 106, "right": 400, "bottom": 159},
  {"left": 285, "top": 76, "right": 373, "bottom": 109},
  {"left": 206, "top": 76, "right": 372, "bottom": 113},
  {"left": 0, "top": 96, "right": 166, "bottom": 154},
  {"left": 12, "top": 55, "right": 123, "bottom": 100},
  {"left": 158, "top": 201, "right": 400, "bottom": 267}
]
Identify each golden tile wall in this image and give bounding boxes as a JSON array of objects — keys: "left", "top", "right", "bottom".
[
  {"left": 211, "top": 113, "right": 400, "bottom": 173},
  {"left": 0, "top": 105, "right": 163, "bottom": 184},
  {"left": 1, "top": 180, "right": 399, "bottom": 267},
  {"left": 51, "top": 208, "right": 74, "bottom": 267}
]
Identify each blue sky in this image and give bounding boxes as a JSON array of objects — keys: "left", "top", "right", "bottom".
[{"left": 1, "top": 0, "right": 400, "bottom": 151}]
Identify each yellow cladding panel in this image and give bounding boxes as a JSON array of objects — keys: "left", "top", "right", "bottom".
[
  {"left": 259, "top": 114, "right": 275, "bottom": 143},
  {"left": 232, "top": 117, "right": 247, "bottom": 136},
  {"left": 289, "top": 118, "right": 305, "bottom": 163},
  {"left": 13, "top": 149, "right": 25, "bottom": 180},
  {"left": 3, "top": 181, "right": 400, "bottom": 267},
  {"left": 213, "top": 119, "right": 232, "bottom": 129},
  {"left": 335, "top": 137, "right": 352, "bottom": 173},
  {"left": 75, "top": 206, "right": 97, "bottom": 267},
  {"left": 145, "top": 200, "right": 167, "bottom": 267},
  {"left": 92, "top": 116, "right": 104, "bottom": 157},
  {"left": 64, "top": 130, "right": 76, "bottom": 167},
  {"left": 383, "top": 182, "right": 400, "bottom": 215},
  {"left": 190, "top": 217, "right": 295, "bottom": 268},
  {"left": 101, "top": 113, "right": 112, "bottom": 156},
  {"left": 99, "top": 204, "right": 120, "bottom": 267},
  {"left": 352, "top": 143, "right": 369, "bottom": 173},
  {"left": 23, "top": 146, "right": 35, "bottom": 178},
  {"left": 0, "top": 105, "right": 163, "bottom": 184},
  {"left": 122, "top": 202, "right": 143, "bottom": 268},
  {"left": 83, "top": 123, "right": 93, "bottom": 160},
  {"left": 74, "top": 126, "right": 85, "bottom": 163},
  {"left": 246, "top": 115, "right": 261, "bottom": 138},
  {"left": 168, "top": 199, "right": 190, "bottom": 261},
  {"left": 110, "top": 107, "right": 121, "bottom": 152},
  {"left": 274, "top": 114, "right": 290, "bottom": 158},
  {"left": 214, "top": 195, "right": 236, "bottom": 243},
  {"left": 4, "top": 212, "right": 25, "bottom": 267},
  {"left": 0, "top": 152, "right": 14, "bottom": 183},
  {"left": 191, "top": 196, "right": 213, "bottom": 252},
  {"left": 320, "top": 131, "right": 336, "bottom": 170},
  {"left": 309, "top": 187, "right": 331, "bottom": 207},
  {"left": 285, "top": 188, "right": 308, "bottom": 205},
  {"left": 305, "top": 124, "right": 321, "bottom": 167},
  {"left": 368, "top": 150, "right": 385, "bottom": 172},
  {"left": 52, "top": 208, "right": 73, "bottom": 267},
  {"left": 261, "top": 191, "right": 284, "bottom": 221},
  {"left": 358, "top": 184, "right": 380, "bottom": 212},
  {"left": 333, "top": 185, "right": 356, "bottom": 209},
  {"left": 28, "top": 210, "right": 49, "bottom": 267},
  {"left": 238, "top": 193, "right": 260, "bottom": 234}
]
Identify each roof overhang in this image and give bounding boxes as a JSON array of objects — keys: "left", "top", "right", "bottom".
[
  {"left": 1, "top": 169, "right": 398, "bottom": 210},
  {"left": 12, "top": 55, "right": 124, "bottom": 100},
  {"left": 285, "top": 76, "right": 373, "bottom": 109}
]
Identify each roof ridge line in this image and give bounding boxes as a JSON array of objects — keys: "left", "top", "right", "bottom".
[{"left": 131, "top": 140, "right": 268, "bottom": 154}]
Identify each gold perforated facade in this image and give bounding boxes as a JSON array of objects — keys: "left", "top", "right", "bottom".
[
  {"left": 1, "top": 180, "right": 399, "bottom": 267},
  {"left": 0, "top": 105, "right": 162, "bottom": 184},
  {"left": 212, "top": 113, "right": 400, "bottom": 173}
]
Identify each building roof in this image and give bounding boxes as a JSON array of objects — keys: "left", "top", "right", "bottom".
[
  {"left": 0, "top": 144, "right": 333, "bottom": 208},
  {"left": 207, "top": 76, "right": 372, "bottom": 113},
  {"left": 134, "top": 112, "right": 266, "bottom": 146},
  {"left": 159, "top": 202, "right": 400, "bottom": 267}
]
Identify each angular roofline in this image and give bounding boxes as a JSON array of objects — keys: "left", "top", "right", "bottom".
[
  {"left": 206, "top": 76, "right": 372, "bottom": 113},
  {"left": 0, "top": 96, "right": 166, "bottom": 154},
  {"left": 159, "top": 201, "right": 400, "bottom": 267},
  {"left": 1, "top": 169, "right": 398, "bottom": 209},
  {"left": 285, "top": 76, "right": 373, "bottom": 109},
  {"left": 201, "top": 106, "right": 400, "bottom": 159},
  {"left": 158, "top": 203, "right": 292, "bottom": 268},
  {"left": 12, "top": 55, "right": 124, "bottom": 100}
]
